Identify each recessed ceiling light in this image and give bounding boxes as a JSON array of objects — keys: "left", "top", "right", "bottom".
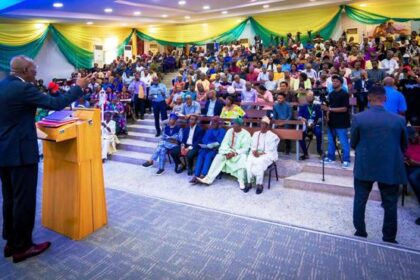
[
  {"left": 53, "top": 2, "right": 63, "bottom": 8},
  {"left": 134, "top": 11, "right": 141, "bottom": 16},
  {"left": 221, "top": 11, "right": 228, "bottom": 14},
  {"left": 86, "top": 21, "right": 93, "bottom": 25},
  {"left": 360, "top": 3, "right": 367, "bottom": 7},
  {"left": 184, "top": 15, "right": 191, "bottom": 19},
  {"left": 34, "top": 23, "right": 45, "bottom": 29},
  {"left": 178, "top": 1, "right": 186, "bottom": 5},
  {"left": 122, "top": 23, "right": 128, "bottom": 26},
  {"left": 104, "top": 8, "right": 113, "bottom": 13},
  {"left": 263, "top": 4, "right": 270, "bottom": 8},
  {"left": 162, "top": 14, "right": 168, "bottom": 18},
  {"left": 203, "top": 5, "right": 210, "bottom": 10}
]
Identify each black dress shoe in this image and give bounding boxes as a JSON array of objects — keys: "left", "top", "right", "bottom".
[
  {"left": 354, "top": 231, "right": 368, "bottom": 238},
  {"left": 4, "top": 244, "right": 13, "bottom": 258},
  {"left": 300, "top": 154, "right": 309, "bottom": 161},
  {"left": 12, "top": 242, "right": 51, "bottom": 263},
  {"left": 175, "top": 165, "right": 185, "bottom": 174},
  {"left": 415, "top": 217, "right": 420, "bottom": 226},
  {"left": 383, "top": 238, "right": 398, "bottom": 244},
  {"left": 187, "top": 169, "right": 193, "bottom": 176},
  {"left": 242, "top": 183, "right": 252, "bottom": 193},
  {"left": 256, "top": 185, "right": 264, "bottom": 195},
  {"left": 155, "top": 133, "right": 161, "bottom": 137}
]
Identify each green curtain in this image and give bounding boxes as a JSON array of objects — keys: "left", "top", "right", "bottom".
[
  {"left": 250, "top": 8, "right": 342, "bottom": 47},
  {"left": 136, "top": 19, "right": 248, "bottom": 47},
  {"left": 49, "top": 25, "right": 93, "bottom": 69},
  {"left": 344, "top": 5, "right": 419, "bottom": 24},
  {"left": 0, "top": 28, "right": 48, "bottom": 71},
  {"left": 117, "top": 29, "right": 135, "bottom": 56}
]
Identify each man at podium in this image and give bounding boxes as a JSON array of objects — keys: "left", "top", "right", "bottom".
[{"left": 0, "top": 56, "right": 91, "bottom": 263}]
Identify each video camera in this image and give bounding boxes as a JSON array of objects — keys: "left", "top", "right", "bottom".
[{"left": 312, "top": 85, "right": 328, "bottom": 104}]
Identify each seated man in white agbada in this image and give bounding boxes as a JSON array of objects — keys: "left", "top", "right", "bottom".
[
  {"left": 101, "top": 111, "right": 119, "bottom": 161},
  {"left": 244, "top": 116, "right": 280, "bottom": 194}
]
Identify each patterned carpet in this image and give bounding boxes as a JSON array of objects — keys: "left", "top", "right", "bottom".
[{"left": 1, "top": 187, "right": 420, "bottom": 279}]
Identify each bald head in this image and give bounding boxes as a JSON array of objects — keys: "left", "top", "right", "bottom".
[
  {"left": 383, "top": 77, "right": 394, "bottom": 86},
  {"left": 10, "top": 55, "right": 37, "bottom": 82}
]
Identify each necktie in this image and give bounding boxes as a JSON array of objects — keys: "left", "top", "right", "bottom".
[{"left": 138, "top": 83, "right": 145, "bottom": 99}]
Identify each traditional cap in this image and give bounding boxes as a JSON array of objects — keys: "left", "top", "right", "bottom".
[
  {"left": 227, "top": 86, "right": 235, "bottom": 94},
  {"left": 261, "top": 116, "right": 271, "bottom": 125},
  {"left": 232, "top": 117, "right": 244, "bottom": 125},
  {"left": 48, "top": 82, "right": 59, "bottom": 92},
  {"left": 169, "top": 113, "right": 179, "bottom": 120}
]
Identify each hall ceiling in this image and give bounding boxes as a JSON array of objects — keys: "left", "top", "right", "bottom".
[{"left": 0, "top": 0, "right": 365, "bottom": 26}]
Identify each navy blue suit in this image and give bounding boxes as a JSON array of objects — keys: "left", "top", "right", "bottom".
[
  {"left": 350, "top": 105, "right": 408, "bottom": 241},
  {"left": 0, "top": 75, "right": 83, "bottom": 251},
  {"left": 169, "top": 125, "right": 203, "bottom": 172},
  {"left": 203, "top": 99, "right": 224, "bottom": 116},
  {"left": 298, "top": 103, "right": 322, "bottom": 155}
]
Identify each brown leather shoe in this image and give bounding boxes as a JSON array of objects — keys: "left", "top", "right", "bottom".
[
  {"left": 12, "top": 242, "right": 51, "bottom": 263},
  {"left": 4, "top": 244, "right": 13, "bottom": 258}
]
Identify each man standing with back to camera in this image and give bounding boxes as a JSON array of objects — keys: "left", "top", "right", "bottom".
[
  {"left": 0, "top": 56, "right": 91, "bottom": 263},
  {"left": 351, "top": 86, "right": 407, "bottom": 244}
]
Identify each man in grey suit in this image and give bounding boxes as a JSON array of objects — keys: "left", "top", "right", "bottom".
[{"left": 351, "top": 86, "right": 408, "bottom": 244}]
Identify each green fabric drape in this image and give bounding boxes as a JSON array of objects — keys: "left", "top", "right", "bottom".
[
  {"left": 49, "top": 25, "right": 93, "bottom": 69},
  {"left": 136, "top": 19, "right": 248, "bottom": 47},
  {"left": 0, "top": 28, "right": 48, "bottom": 71},
  {"left": 344, "top": 6, "right": 419, "bottom": 24},
  {"left": 250, "top": 8, "right": 342, "bottom": 46},
  {"left": 117, "top": 29, "right": 135, "bottom": 56}
]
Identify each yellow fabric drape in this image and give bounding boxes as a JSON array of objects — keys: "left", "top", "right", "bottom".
[
  {"left": 137, "top": 17, "right": 245, "bottom": 43},
  {"left": 0, "top": 22, "right": 48, "bottom": 46},
  {"left": 252, "top": 6, "right": 341, "bottom": 34},
  {"left": 349, "top": 0, "right": 420, "bottom": 19},
  {"left": 52, "top": 24, "right": 133, "bottom": 51}
]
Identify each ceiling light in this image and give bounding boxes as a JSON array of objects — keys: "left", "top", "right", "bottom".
[
  {"left": 221, "top": 11, "right": 228, "bottom": 14},
  {"left": 184, "top": 15, "right": 190, "bottom": 19},
  {"left": 162, "top": 14, "right": 168, "bottom": 18},
  {"left": 34, "top": 23, "right": 45, "bottom": 29},
  {"left": 86, "top": 21, "right": 93, "bottom": 25},
  {"left": 134, "top": 11, "right": 141, "bottom": 16},
  {"left": 263, "top": 4, "right": 270, "bottom": 8},
  {"left": 203, "top": 5, "right": 210, "bottom": 10},
  {"left": 360, "top": 3, "right": 367, "bottom": 7},
  {"left": 104, "top": 8, "right": 113, "bottom": 13},
  {"left": 53, "top": 2, "right": 63, "bottom": 8},
  {"left": 178, "top": 1, "right": 186, "bottom": 5}
]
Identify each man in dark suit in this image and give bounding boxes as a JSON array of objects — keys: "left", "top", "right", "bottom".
[
  {"left": 0, "top": 56, "right": 91, "bottom": 263},
  {"left": 203, "top": 90, "right": 223, "bottom": 117},
  {"left": 351, "top": 86, "right": 408, "bottom": 244},
  {"left": 169, "top": 115, "right": 203, "bottom": 175}
]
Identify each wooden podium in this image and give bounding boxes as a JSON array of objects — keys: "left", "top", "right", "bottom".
[{"left": 38, "top": 108, "right": 107, "bottom": 240}]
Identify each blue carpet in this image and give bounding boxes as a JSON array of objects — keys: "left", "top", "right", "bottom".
[{"left": 1, "top": 186, "right": 420, "bottom": 279}]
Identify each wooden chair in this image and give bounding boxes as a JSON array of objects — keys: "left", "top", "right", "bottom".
[{"left": 245, "top": 109, "right": 267, "bottom": 119}]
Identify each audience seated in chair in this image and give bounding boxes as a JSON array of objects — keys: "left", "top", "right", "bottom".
[
  {"left": 244, "top": 116, "right": 280, "bottom": 194},
  {"left": 101, "top": 111, "right": 119, "bottom": 161},
  {"left": 197, "top": 117, "right": 251, "bottom": 190}
]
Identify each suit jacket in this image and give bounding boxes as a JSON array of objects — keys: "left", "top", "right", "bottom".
[
  {"left": 181, "top": 125, "right": 203, "bottom": 149},
  {"left": 351, "top": 106, "right": 408, "bottom": 185},
  {"left": 203, "top": 99, "right": 224, "bottom": 116},
  {"left": 0, "top": 75, "right": 83, "bottom": 167}
]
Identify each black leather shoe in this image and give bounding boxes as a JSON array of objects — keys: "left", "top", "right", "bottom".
[
  {"left": 354, "top": 231, "right": 368, "bottom": 238},
  {"left": 155, "top": 132, "right": 161, "bottom": 137},
  {"left": 383, "top": 238, "right": 398, "bottom": 244},
  {"left": 256, "top": 185, "right": 264, "bottom": 195},
  {"left": 4, "top": 244, "right": 13, "bottom": 258},
  {"left": 242, "top": 183, "right": 252, "bottom": 193},
  {"left": 12, "top": 242, "right": 51, "bottom": 263},
  {"left": 415, "top": 217, "right": 420, "bottom": 226},
  {"left": 187, "top": 169, "right": 193, "bottom": 176}
]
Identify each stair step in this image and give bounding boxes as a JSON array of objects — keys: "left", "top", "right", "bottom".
[
  {"left": 302, "top": 161, "right": 353, "bottom": 177},
  {"left": 283, "top": 172, "right": 381, "bottom": 201},
  {"left": 125, "top": 132, "right": 160, "bottom": 142},
  {"left": 117, "top": 139, "right": 157, "bottom": 153},
  {"left": 128, "top": 126, "right": 156, "bottom": 134},
  {"left": 135, "top": 119, "right": 155, "bottom": 124},
  {"left": 109, "top": 150, "right": 151, "bottom": 165}
]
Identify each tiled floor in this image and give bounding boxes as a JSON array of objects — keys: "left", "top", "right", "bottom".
[{"left": 1, "top": 187, "right": 420, "bottom": 279}]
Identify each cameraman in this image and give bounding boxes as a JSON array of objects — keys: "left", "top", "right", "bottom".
[
  {"left": 298, "top": 91, "right": 322, "bottom": 160},
  {"left": 322, "top": 75, "right": 351, "bottom": 169}
]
